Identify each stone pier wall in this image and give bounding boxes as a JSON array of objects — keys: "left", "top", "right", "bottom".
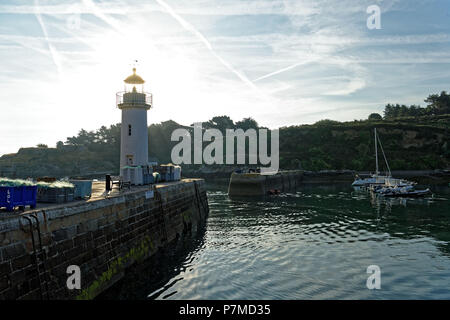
[
  {"left": 0, "top": 179, "right": 208, "bottom": 300},
  {"left": 227, "top": 171, "right": 304, "bottom": 196}
]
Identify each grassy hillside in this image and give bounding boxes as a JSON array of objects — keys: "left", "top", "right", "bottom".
[
  {"left": 279, "top": 115, "right": 449, "bottom": 171},
  {"left": 0, "top": 115, "right": 449, "bottom": 178}
]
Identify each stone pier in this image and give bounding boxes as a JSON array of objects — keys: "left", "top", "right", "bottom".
[
  {"left": 227, "top": 171, "right": 304, "bottom": 196},
  {"left": 0, "top": 179, "right": 208, "bottom": 300}
]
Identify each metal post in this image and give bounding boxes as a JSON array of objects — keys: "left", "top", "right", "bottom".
[{"left": 105, "top": 174, "right": 111, "bottom": 191}]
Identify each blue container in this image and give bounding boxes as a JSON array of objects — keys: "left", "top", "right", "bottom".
[
  {"left": 37, "top": 187, "right": 65, "bottom": 203},
  {"left": 162, "top": 172, "right": 171, "bottom": 182},
  {"left": 143, "top": 174, "right": 154, "bottom": 185},
  {"left": 64, "top": 187, "right": 75, "bottom": 202},
  {"left": 69, "top": 180, "right": 92, "bottom": 199},
  {"left": 0, "top": 186, "right": 37, "bottom": 211}
]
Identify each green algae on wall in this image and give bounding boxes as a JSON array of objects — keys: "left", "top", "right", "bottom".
[{"left": 77, "top": 235, "right": 155, "bottom": 300}]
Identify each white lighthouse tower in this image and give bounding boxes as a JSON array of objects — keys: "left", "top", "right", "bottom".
[{"left": 116, "top": 68, "right": 152, "bottom": 178}]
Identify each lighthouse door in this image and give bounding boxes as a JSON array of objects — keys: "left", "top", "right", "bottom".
[{"left": 126, "top": 155, "right": 134, "bottom": 165}]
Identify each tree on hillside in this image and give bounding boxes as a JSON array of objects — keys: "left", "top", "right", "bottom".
[
  {"left": 384, "top": 103, "right": 424, "bottom": 118},
  {"left": 406, "top": 105, "right": 425, "bottom": 117},
  {"left": 425, "top": 91, "right": 450, "bottom": 115},
  {"left": 204, "top": 116, "right": 235, "bottom": 131},
  {"left": 235, "top": 117, "right": 259, "bottom": 130},
  {"left": 383, "top": 104, "right": 396, "bottom": 118},
  {"left": 314, "top": 119, "right": 340, "bottom": 126},
  {"left": 148, "top": 120, "right": 184, "bottom": 163},
  {"left": 36, "top": 144, "right": 48, "bottom": 148},
  {"left": 66, "top": 129, "right": 95, "bottom": 146},
  {"left": 368, "top": 113, "right": 382, "bottom": 121},
  {"left": 384, "top": 90, "right": 450, "bottom": 119}
]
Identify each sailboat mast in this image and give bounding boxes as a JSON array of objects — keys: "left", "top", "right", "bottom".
[
  {"left": 374, "top": 128, "right": 379, "bottom": 175},
  {"left": 377, "top": 133, "right": 392, "bottom": 178}
]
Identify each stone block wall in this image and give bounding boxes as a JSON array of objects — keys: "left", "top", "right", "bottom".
[
  {"left": 227, "top": 171, "right": 303, "bottom": 196},
  {"left": 0, "top": 179, "right": 208, "bottom": 300}
]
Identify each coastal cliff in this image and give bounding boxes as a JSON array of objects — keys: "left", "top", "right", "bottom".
[{"left": 0, "top": 115, "right": 448, "bottom": 179}]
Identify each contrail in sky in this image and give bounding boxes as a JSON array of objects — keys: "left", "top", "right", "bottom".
[
  {"left": 82, "top": 0, "right": 123, "bottom": 33},
  {"left": 32, "top": 0, "right": 266, "bottom": 97},
  {"left": 253, "top": 56, "right": 322, "bottom": 82},
  {"left": 154, "top": 0, "right": 261, "bottom": 93},
  {"left": 34, "top": 0, "right": 62, "bottom": 74}
]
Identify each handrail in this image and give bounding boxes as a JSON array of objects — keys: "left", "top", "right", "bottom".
[
  {"left": 21, "top": 215, "right": 44, "bottom": 300},
  {"left": 116, "top": 91, "right": 152, "bottom": 108},
  {"left": 30, "top": 212, "right": 50, "bottom": 300}
]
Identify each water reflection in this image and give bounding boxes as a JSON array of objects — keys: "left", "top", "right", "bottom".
[
  {"left": 97, "top": 226, "right": 207, "bottom": 300},
  {"left": 100, "top": 182, "right": 450, "bottom": 300}
]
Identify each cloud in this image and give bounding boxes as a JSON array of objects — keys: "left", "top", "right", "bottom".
[
  {"left": 1, "top": 0, "right": 450, "bottom": 155},
  {"left": 0, "top": 0, "right": 318, "bottom": 16}
]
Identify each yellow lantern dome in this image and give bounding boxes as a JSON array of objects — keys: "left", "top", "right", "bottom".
[
  {"left": 116, "top": 66, "right": 152, "bottom": 109},
  {"left": 124, "top": 68, "right": 145, "bottom": 84}
]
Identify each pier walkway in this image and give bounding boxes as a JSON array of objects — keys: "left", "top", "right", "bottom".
[{"left": 0, "top": 179, "right": 203, "bottom": 216}]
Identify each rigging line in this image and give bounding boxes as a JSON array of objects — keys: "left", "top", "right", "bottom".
[{"left": 376, "top": 133, "right": 391, "bottom": 177}]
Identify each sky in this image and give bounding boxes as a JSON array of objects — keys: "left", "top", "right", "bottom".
[{"left": 0, "top": 0, "right": 450, "bottom": 156}]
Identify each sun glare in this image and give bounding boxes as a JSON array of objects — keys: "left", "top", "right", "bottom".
[{"left": 78, "top": 19, "right": 201, "bottom": 119}]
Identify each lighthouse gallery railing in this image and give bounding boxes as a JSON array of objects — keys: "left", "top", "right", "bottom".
[{"left": 116, "top": 91, "right": 153, "bottom": 108}]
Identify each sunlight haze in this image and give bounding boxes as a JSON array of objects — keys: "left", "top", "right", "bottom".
[{"left": 1, "top": 0, "right": 450, "bottom": 155}]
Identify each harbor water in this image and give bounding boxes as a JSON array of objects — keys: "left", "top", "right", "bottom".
[{"left": 100, "top": 183, "right": 450, "bottom": 300}]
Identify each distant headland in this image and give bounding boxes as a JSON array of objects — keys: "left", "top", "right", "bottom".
[{"left": 1, "top": 91, "right": 449, "bottom": 179}]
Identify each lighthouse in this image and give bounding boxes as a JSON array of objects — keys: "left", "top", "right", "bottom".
[{"left": 116, "top": 68, "right": 152, "bottom": 178}]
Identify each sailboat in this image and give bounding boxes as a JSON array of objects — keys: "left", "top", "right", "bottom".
[{"left": 352, "top": 128, "right": 414, "bottom": 188}]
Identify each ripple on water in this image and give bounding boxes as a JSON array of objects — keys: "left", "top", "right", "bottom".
[{"left": 101, "top": 185, "right": 450, "bottom": 300}]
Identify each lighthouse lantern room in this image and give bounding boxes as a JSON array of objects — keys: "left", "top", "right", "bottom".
[{"left": 116, "top": 68, "right": 152, "bottom": 182}]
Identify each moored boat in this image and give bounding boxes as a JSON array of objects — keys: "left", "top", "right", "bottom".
[{"left": 352, "top": 128, "right": 415, "bottom": 189}]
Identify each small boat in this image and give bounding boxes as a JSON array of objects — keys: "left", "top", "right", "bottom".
[
  {"left": 354, "top": 175, "right": 414, "bottom": 188},
  {"left": 352, "top": 128, "right": 414, "bottom": 188},
  {"left": 352, "top": 175, "right": 387, "bottom": 187},
  {"left": 268, "top": 189, "right": 280, "bottom": 195},
  {"left": 381, "top": 187, "right": 432, "bottom": 198}
]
